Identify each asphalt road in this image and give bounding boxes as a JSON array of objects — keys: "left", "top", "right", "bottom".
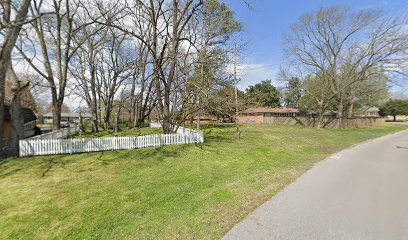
[{"left": 223, "top": 129, "right": 408, "bottom": 240}]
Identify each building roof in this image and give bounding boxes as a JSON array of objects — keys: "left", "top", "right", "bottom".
[
  {"left": 5, "top": 78, "right": 37, "bottom": 111},
  {"left": 43, "top": 112, "right": 93, "bottom": 118},
  {"left": 4, "top": 105, "right": 37, "bottom": 123},
  {"left": 240, "top": 107, "right": 300, "bottom": 114},
  {"left": 364, "top": 106, "right": 380, "bottom": 112}
]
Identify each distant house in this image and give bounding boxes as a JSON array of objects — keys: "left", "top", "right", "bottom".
[
  {"left": 42, "top": 112, "right": 92, "bottom": 126},
  {"left": 238, "top": 108, "right": 300, "bottom": 124},
  {"left": 356, "top": 106, "right": 380, "bottom": 117}
]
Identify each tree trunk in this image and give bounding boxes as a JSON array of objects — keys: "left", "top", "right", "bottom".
[
  {"left": 0, "top": 65, "right": 5, "bottom": 158},
  {"left": 78, "top": 112, "right": 85, "bottom": 134},
  {"left": 134, "top": 117, "right": 144, "bottom": 128},
  {"left": 317, "top": 111, "right": 324, "bottom": 129},
  {"left": 197, "top": 98, "right": 201, "bottom": 130},
  {"left": 347, "top": 102, "right": 354, "bottom": 118},
  {"left": 52, "top": 102, "right": 62, "bottom": 130},
  {"left": 394, "top": 115, "right": 396, "bottom": 122},
  {"left": 92, "top": 118, "right": 98, "bottom": 133},
  {"left": 129, "top": 74, "right": 136, "bottom": 126},
  {"left": 0, "top": 0, "right": 31, "bottom": 158},
  {"left": 336, "top": 96, "right": 344, "bottom": 129},
  {"left": 104, "top": 104, "right": 112, "bottom": 129},
  {"left": 90, "top": 90, "right": 98, "bottom": 132},
  {"left": 10, "top": 100, "right": 24, "bottom": 156},
  {"left": 130, "top": 103, "right": 135, "bottom": 127},
  {"left": 316, "top": 101, "right": 326, "bottom": 129},
  {"left": 162, "top": 116, "right": 173, "bottom": 133},
  {"left": 114, "top": 109, "right": 121, "bottom": 133},
  {"left": 8, "top": 66, "right": 25, "bottom": 156},
  {"left": 98, "top": 93, "right": 103, "bottom": 129},
  {"left": 90, "top": 71, "right": 98, "bottom": 133}
]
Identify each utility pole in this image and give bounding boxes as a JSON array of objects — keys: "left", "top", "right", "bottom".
[{"left": 234, "top": 40, "right": 240, "bottom": 140}]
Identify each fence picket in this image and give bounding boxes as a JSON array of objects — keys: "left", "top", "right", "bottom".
[{"left": 19, "top": 128, "right": 204, "bottom": 157}]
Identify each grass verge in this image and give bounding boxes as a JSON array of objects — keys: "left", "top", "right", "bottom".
[
  {"left": 71, "top": 127, "right": 161, "bottom": 138},
  {"left": 0, "top": 124, "right": 406, "bottom": 239}
]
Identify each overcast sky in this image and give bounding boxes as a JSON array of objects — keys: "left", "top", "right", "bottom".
[{"left": 224, "top": 0, "right": 408, "bottom": 92}]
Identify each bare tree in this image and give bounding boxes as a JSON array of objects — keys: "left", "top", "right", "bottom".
[
  {"left": 85, "top": 0, "right": 241, "bottom": 133},
  {"left": 17, "top": 0, "right": 89, "bottom": 130},
  {"left": 71, "top": 22, "right": 107, "bottom": 132},
  {"left": 130, "top": 44, "right": 156, "bottom": 128},
  {"left": 0, "top": 0, "right": 31, "bottom": 157},
  {"left": 284, "top": 6, "right": 408, "bottom": 128},
  {"left": 95, "top": 29, "right": 133, "bottom": 129},
  {"left": 125, "top": 5, "right": 156, "bottom": 128}
]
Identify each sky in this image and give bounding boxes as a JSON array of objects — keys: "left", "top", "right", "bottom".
[{"left": 223, "top": 0, "right": 408, "bottom": 92}]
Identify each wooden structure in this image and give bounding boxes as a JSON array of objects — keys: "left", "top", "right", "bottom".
[{"left": 2, "top": 79, "right": 38, "bottom": 155}]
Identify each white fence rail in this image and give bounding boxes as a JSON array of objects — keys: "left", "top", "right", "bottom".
[
  {"left": 19, "top": 130, "right": 204, "bottom": 157},
  {"left": 28, "top": 126, "right": 79, "bottom": 140}
]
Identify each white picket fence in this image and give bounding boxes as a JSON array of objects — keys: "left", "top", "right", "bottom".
[
  {"left": 28, "top": 126, "right": 79, "bottom": 140},
  {"left": 19, "top": 128, "right": 203, "bottom": 157}
]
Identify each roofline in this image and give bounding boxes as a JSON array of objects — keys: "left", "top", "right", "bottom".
[{"left": 239, "top": 108, "right": 300, "bottom": 114}]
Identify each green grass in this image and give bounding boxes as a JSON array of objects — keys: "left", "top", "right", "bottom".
[
  {"left": 0, "top": 124, "right": 407, "bottom": 239},
  {"left": 71, "top": 127, "right": 161, "bottom": 138}
]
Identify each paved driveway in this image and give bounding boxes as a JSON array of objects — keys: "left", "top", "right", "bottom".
[{"left": 224, "top": 129, "right": 408, "bottom": 240}]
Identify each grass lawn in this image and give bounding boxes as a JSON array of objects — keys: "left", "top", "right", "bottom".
[
  {"left": 0, "top": 124, "right": 406, "bottom": 239},
  {"left": 71, "top": 127, "right": 162, "bottom": 138}
]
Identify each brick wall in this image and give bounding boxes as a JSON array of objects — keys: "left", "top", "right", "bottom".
[{"left": 237, "top": 115, "right": 263, "bottom": 124}]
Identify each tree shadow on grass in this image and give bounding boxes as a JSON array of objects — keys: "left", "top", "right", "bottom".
[
  {"left": 205, "top": 134, "right": 234, "bottom": 143},
  {"left": 1, "top": 128, "right": 235, "bottom": 178},
  {"left": 203, "top": 128, "right": 236, "bottom": 143},
  {"left": 0, "top": 155, "right": 67, "bottom": 178},
  {"left": 41, "top": 156, "right": 65, "bottom": 177},
  {"left": 0, "top": 158, "right": 26, "bottom": 178},
  {"left": 87, "top": 146, "right": 183, "bottom": 170}
]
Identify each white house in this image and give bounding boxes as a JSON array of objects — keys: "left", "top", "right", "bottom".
[{"left": 43, "top": 113, "right": 92, "bottom": 126}]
